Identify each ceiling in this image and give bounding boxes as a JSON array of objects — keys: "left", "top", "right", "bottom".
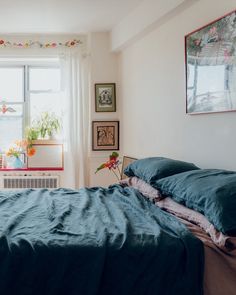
[{"left": 0, "top": 0, "right": 143, "bottom": 34}]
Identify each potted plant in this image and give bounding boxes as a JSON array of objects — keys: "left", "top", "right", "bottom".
[
  {"left": 25, "top": 126, "right": 40, "bottom": 141},
  {"left": 35, "top": 112, "right": 61, "bottom": 139}
]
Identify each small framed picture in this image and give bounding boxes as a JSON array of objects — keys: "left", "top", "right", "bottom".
[
  {"left": 95, "top": 83, "right": 116, "bottom": 112},
  {"left": 121, "top": 156, "right": 137, "bottom": 179},
  {"left": 92, "top": 121, "right": 119, "bottom": 151}
]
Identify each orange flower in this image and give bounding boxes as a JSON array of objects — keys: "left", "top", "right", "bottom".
[
  {"left": 15, "top": 139, "right": 28, "bottom": 149},
  {"left": 27, "top": 147, "right": 36, "bottom": 157}
]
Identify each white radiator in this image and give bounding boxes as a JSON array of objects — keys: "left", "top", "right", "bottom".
[{"left": 2, "top": 175, "right": 60, "bottom": 189}]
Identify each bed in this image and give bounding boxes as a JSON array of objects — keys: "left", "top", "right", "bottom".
[
  {"left": 0, "top": 186, "right": 203, "bottom": 295},
  {"left": 0, "top": 156, "right": 235, "bottom": 295},
  {"left": 122, "top": 157, "right": 236, "bottom": 295}
]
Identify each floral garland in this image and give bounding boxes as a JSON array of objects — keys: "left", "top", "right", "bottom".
[{"left": 0, "top": 39, "right": 82, "bottom": 48}]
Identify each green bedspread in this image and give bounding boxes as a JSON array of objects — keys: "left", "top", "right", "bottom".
[{"left": 0, "top": 185, "right": 204, "bottom": 295}]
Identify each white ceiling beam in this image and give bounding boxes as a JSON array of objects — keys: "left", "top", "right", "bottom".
[{"left": 110, "top": 0, "right": 199, "bottom": 52}]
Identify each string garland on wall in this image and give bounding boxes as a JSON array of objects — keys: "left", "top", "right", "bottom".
[{"left": 0, "top": 38, "right": 82, "bottom": 48}]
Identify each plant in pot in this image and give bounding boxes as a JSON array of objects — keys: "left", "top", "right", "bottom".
[
  {"left": 25, "top": 126, "right": 40, "bottom": 141},
  {"left": 35, "top": 112, "right": 62, "bottom": 140}
]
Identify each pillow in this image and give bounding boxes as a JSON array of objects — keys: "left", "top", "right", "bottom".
[
  {"left": 155, "top": 169, "right": 236, "bottom": 234},
  {"left": 124, "top": 157, "right": 199, "bottom": 184},
  {"left": 120, "top": 176, "right": 163, "bottom": 202}
]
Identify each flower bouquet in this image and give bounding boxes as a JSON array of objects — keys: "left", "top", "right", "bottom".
[
  {"left": 13, "top": 140, "right": 36, "bottom": 158},
  {"left": 95, "top": 152, "right": 121, "bottom": 181},
  {"left": 6, "top": 140, "right": 36, "bottom": 169}
]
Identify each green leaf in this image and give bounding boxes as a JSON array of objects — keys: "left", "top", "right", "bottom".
[
  {"left": 110, "top": 152, "right": 119, "bottom": 160},
  {"left": 95, "top": 163, "right": 106, "bottom": 173}
]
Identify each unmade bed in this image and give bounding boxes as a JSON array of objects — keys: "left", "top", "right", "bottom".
[
  {"left": 1, "top": 156, "right": 236, "bottom": 295},
  {"left": 0, "top": 186, "right": 203, "bottom": 295}
]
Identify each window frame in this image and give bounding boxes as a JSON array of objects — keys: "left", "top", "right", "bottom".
[{"left": 0, "top": 58, "right": 61, "bottom": 143}]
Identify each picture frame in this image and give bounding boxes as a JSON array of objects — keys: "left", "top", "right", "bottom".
[
  {"left": 92, "top": 121, "right": 119, "bottom": 151},
  {"left": 95, "top": 83, "right": 116, "bottom": 112},
  {"left": 121, "top": 156, "right": 137, "bottom": 180},
  {"left": 27, "top": 140, "right": 64, "bottom": 169},
  {"left": 185, "top": 9, "right": 236, "bottom": 114}
]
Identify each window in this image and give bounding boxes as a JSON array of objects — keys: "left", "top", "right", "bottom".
[{"left": 0, "top": 58, "right": 63, "bottom": 151}]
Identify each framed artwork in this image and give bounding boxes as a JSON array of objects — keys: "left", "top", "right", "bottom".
[
  {"left": 27, "top": 140, "right": 64, "bottom": 169},
  {"left": 92, "top": 121, "right": 119, "bottom": 151},
  {"left": 95, "top": 83, "right": 116, "bottom": 112},
  {"left": 121, "top": 156, "right": 137, "bottom": 180},
  {"left": 185, "top": 9, "right": 236, "bottom": 114}
]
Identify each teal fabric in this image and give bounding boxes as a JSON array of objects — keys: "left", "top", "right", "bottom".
[
  {"left": 0, "top": 186, "right": 203, "bottom": 295},
  {"left": 124, "top": 157, "right": 199, "bottom": 183},
  {"left": 155, "top": 169, "right": 236, "bottom": 234}
]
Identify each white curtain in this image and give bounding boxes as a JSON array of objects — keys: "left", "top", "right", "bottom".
[{"left": 61, "top": 50, "right": 90, "bottom": 188}]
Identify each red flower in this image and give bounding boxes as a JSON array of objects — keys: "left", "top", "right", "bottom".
[
  {"left": 0, "top": 40, "right": 4, "bottom": 45},
  {"left": 95, "top": 152, "right": 121, "bottom": 180}
]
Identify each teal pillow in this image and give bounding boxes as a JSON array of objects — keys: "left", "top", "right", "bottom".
[
  {"left": 124, "top": 157, "right": 199, "bottom": 184},
  {"left": 155, "top": 169, "right": 236, "bottom": 234}
]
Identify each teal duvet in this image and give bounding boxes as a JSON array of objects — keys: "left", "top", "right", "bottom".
[{"left": 0, "top": 185, "right": 203, "bottom": 295}]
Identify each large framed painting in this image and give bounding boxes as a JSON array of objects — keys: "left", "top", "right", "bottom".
[
  {"left": 185, "top": 9, "right": 236, "bottom": 114},
  {"left": 95, "top": 83, "right": 116, "bottom": 112},
  {"left": 92, "top": 121, "right": 119, "bottom": 151}
]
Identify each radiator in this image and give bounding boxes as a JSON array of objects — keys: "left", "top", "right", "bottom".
[{"left": 2, "top": 175, "right": 60, "bottom": 189}]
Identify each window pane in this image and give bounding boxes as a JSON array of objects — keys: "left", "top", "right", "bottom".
[
  {"left": 0, "top": 104, "right": 23, "bottom": 117},
  {"left": 0, "top": 67, "right": 24, "bottom": 102},
  {"left": 30, "top": 93, "right": 63, "bottom": 122},
  {"left": 0, "top": 117, "right": 22, "bottom": 151},
  {"left": 29, "top": 68, "right": 61, "bottom": 91}
]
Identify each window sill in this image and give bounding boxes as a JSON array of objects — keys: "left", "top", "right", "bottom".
[{"left": 0, "top": 168, "right": 64, "bottom": 171}]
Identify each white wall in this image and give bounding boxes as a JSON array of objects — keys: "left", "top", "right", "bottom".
[
  {"left": 118, "top": 0, "right": 236, "bottom": 170},
  {"left": 88, "top": 32, "right": 121, "bottom": 186},
  {"left": 111, "top": 0, "right": 186, "bottom": 51}
]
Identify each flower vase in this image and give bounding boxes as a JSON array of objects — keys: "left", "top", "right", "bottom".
[{"left": 13, "top": 157, "right": 24, "bottom": 169}]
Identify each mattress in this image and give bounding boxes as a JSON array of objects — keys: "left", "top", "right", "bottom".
[
  {"left": 155, "top": 198, "right": 236, "bottom": 295},
  {"left": 182, "top": 218, "right": 236, "bottom": 295}
]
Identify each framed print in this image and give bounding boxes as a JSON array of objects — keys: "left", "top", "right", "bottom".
[
  {"left": 27, "top": 140, "right": 64, "bottom": 169},
  {"left": 95, "top": 83, "right": 116, "bottom": 112},
  {"left": 121, "top": 156, "right": 137, "bottom": 180},
  {"left": 92, "top": 121, "right": 119, "bottom": 151},
  {"left": 185, "top": 9, "right": 236, "bottom": 114}
]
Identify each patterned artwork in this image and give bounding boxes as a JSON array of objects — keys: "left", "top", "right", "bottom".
[
  {"left": 95, "top": 83, "right": 116, "bottom": 112},
  {"left": 92, "top": 121, "right": 119, "bottom": 151},
  {"left": 185, "top": 10, "right": 236, "bottom": 114}
]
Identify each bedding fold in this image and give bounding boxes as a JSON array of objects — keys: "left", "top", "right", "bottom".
[
  {"left": 0, "top": 186, "right": 204, "bottom": 295},
  {"left": 155, "top": 197, "right": 236, "bottom": 251}
]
